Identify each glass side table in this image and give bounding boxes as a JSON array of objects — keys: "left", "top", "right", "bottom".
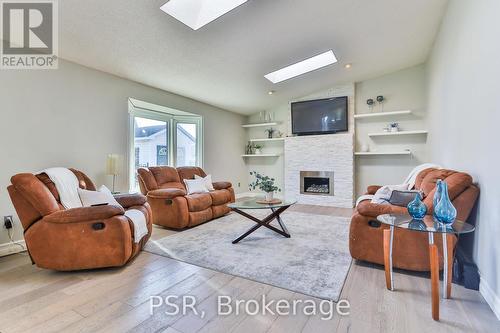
[{"left": 377, "top": 214, "right": 475, "bottom": 321}]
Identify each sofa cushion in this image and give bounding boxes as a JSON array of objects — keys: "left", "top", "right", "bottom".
[
  {"left": 185, "top": 193, "right": 212, "bottom": 211},
  {"left": 177, "top": 166, "right": 206, "bottom": 182},
  {"left": 149, "top": 166, "right": 181, "bottom": 185},
  {"left": 212, "top": 181, "right": 232, "bottom": 190},
  {"left": 209, "top": 189, "right": 231, "bottom": 205}
]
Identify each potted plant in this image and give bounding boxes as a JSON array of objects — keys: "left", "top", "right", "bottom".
[
  {"left": 249, "top": 171, "right": 281, "bottom": 201},
  {"left": 253, "top": 144, "right": 263, "bottom": 154}
]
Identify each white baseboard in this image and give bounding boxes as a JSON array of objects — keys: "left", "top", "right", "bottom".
[
  {"left": 0, "top": 240, "right": 26, "bottom": 257},
  {"left": 480, "top": 276, "right": 500, "bottom": 320}
]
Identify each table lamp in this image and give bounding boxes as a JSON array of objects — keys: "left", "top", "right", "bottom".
[{"left": 106, "top": 154, "right": 120, "bottom": 194}]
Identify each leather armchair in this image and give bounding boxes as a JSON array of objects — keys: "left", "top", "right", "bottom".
[
  {"left": 138, "top": 166, "right": 235, "bottom": 229},
  {"left": 7, "top": 169, "right": 152, "bottom": 271},
  {"left": 349, "top": 168, "right": 479, "bottom": 271}
]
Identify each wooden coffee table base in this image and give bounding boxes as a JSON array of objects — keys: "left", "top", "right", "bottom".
[
  {"left": 383, "top": 229, "right": 454, "bottom": 321},
  {"left": 231, "top": 206, "right": 291, "bottom": 244}
]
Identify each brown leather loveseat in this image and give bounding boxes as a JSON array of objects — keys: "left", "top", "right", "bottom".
[
  {"left": 350, "top": 168, "right": 479, "bottom": 271},
  {"left": 7, "top": 169, "right": 152, "bottom": 271},
  {"left": 138, "top": 166, "right": 235, "bottom": 229}
]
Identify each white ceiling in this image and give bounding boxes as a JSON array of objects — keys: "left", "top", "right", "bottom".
[{"left": 59, "top": 0, "right": 448, "bottom": 114}]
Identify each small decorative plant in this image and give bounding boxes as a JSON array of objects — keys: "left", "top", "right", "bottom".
[
  {"left": 253, "top": 144, "right": 263, "bottom": 154},
  {"left": 265, "top": 127, "right": 276, "bottom": 139},
  {"left": 249, "top": 171, "right": 281, "bottom": 201}
]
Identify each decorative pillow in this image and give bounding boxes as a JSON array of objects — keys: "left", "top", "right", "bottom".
[
  {"left": 78, "top": 185, "right": 122, "bottom": 207},
  {"left": 194, "top": 174, "right": 215, "bottom": 191},
  {"left": 389, "top": 190, "right": 424, "bottom": 207},
  {"left": 183, "top": 178, "right": 209, "bottom": 195}
]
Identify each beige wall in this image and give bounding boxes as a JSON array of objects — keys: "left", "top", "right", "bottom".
[
  {"left": 355, "top": 65, "right": 428, "bottom": 195},
  {"left": 426, "top": 0, "right": 500, "bottom": 318},
  {"left": 0, "top": 59, "right": 247, "bottom": 246}
]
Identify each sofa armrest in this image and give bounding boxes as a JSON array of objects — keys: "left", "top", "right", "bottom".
[
  {"left": 148, "top": 188, "right": 186, "bottom": 199},
  {"left": 43, "top": 205, "right": 125, "bottom": 224},
  {"left": 114, "top": 193, "right": 147, "bottom": 208},
  {"left": 357, "top": 201, "right": 409, "bottom": 217},
  {"left": 366, "top": 185, "right": 382, "bottom": 195},
  {"left": 212, "top": 181, "right": 232, "bottom": 190}
]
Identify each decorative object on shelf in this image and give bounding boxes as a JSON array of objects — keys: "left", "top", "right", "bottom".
[
  {"left": 432, "top": 179, "right": 443, "bottom": 220},
  {"left": 105, "top": 153, "right": 121, "bottom": 194},
  {"left": 259, "top": 111, "right": 265, "bottom": 121},
  {"left": 253, "top": 144, "right": 263, "bottom": 155},
  {"left": 407, "top": 193, "right": 427, "bottom": 219},
  {"left": 377, "top": 95, "right": 385, "bottom": 112},
  {"left": 249, "top": 171, "right": 281, "bottom": 202},
  {"left": 434, "top": 181, "right": 457, "bottom": 224},
  {"left": 277, "top": 131, "right": 284, "bottom": 138},
  {"left": 265, "top": 127, "right": 276, "bottom": 139},
  {"left": 360, "top": 143, "right": 370, "bottom": 152},
  {"left": 389, "top": 122, "right": 400, "bottom": 132},
  {"left": 245, "top": 142, "right": 253, "bottom": 155},
  {"left": 367, "top": 98, "right": 374, "bottom": 112}
]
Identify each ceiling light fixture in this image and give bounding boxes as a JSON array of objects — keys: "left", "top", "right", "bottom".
[
  {"left": 268, "top": 90, "right": 275, "bottom": 95},
  {"left": 344, "top": 63, "right": 352, "bottom": 69},
  {"left": 160, "top": 0, "right": 248, "bottom": 30},
  {"left": 264, "top": 50, "right": 338, "bottom": 84}
]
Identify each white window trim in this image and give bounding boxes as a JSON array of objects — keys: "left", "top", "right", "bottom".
[{"left": 128, "top": 99, "right": 203, "bottom": 192}]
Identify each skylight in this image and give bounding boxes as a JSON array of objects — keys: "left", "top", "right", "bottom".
[
  {"left": 160, "top": 0, "right": 248, "bottom": 30},
  {"left": 264, "top": 50, "right": 338, "bottom": 84}
]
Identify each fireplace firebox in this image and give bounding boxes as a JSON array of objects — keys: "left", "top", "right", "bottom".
[{"left": 300, "top": 171, "right": 334, "bottom": 196}]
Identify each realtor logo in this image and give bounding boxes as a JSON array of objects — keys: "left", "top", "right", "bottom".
[{"left": 1, "top": 0, "right": 58, "bottom": 69}]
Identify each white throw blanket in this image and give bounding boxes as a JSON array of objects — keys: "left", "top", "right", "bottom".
[
  {"left": 124, "top": 209, "right": 149, "bottom": 243},
  {"left": 41, "top": 167, "right": 147, "bottom": 243},
  {"left": 42, "top": 167, "right": 83, "bottom": 209},
  {"left": 355, "top": 163, "right": 442, "bottom": 207}
]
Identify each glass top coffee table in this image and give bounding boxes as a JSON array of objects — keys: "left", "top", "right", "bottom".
[
  {"left": 228, "top": 198, "right": 296, "bottom": 244},
  {"left": 377, "top": 214, "right": 475, "bottom": 321}
]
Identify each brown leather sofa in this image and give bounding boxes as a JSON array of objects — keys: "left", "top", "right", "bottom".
[
  {"left": 7, "top": 169, "right": 152, "bottom": 271},
  {"left": 137, "top": 166, "right": 235, "bottom": 229},
  {"left": 350, "top": 168, "right": 479, "bottom": 271}
]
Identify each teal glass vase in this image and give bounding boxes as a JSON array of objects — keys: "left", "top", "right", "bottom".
[
  {"left": 432, "top": 179, "right": 443, "bottom": 220},
  {"left": 434, "top": 181, "right": 457, "bottom": 224},
  {"left": 407, "top": 193, "right": 427, "bottom": 219}
]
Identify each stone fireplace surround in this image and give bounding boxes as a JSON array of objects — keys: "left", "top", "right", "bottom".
[{"left": 284, "top": 133, "right": 354, "bottom": 208}]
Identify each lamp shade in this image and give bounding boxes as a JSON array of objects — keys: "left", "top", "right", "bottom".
[{"left": 105, "top": 154, "right": 120, "bottom": 176}]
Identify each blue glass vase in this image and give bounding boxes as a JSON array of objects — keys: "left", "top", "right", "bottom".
[
  {"left": 432, "top": 179, "right": 443, "bottom": 220},
  {"left": 407, "top": 193, "right": 427, "bottom": 219},
  {"left": 434, "top": 181, "right": 457, "bottom": 224}
]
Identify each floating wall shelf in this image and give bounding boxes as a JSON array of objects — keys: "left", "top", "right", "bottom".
[
  {"left": 248, "top": 138, "right": 285, "bottom": 142},
  {"left": 241, "top": 122, "right": 278, "bottom": 128},
  {"left": 368, "top": 130, "right": 428, "bottom": 137},
  {"left": 354, "top": 110, "right": 412, "bottom": 119},
  {"left": 241, "top": 154, "right": 280, "bottom": 157},
  {"left": 355, "top": 151, "right": 412, "bottom": 156}
]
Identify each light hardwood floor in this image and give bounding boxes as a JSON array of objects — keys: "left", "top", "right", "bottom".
[{"left": 0, "top": 204, "right": 498, "bottom": 333}]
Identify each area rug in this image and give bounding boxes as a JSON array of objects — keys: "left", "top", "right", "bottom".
[{"left": 145, "top": 210, "right": 352, "bottom": 301}]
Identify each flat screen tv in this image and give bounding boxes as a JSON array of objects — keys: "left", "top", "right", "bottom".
[{"left": 291, "top": 96, "right": 348, "bottom": 136}]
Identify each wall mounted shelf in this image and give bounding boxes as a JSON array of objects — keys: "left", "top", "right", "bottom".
[
  {"left": 355, "top": 151, "right": 412, "bottom": 156},
  {"left": 354, "top": 110, "right": 412, "bottom": 119},
  {"left": 248, "top": 138, "right": 285, "bottom": 142},
  {"left": 241, "top": 122, "right": 278, "bottom": 128},
  {"left": 368, "top": 130, "right": 428, "bottom": 137},
  {"left": 241, "top": 154, "right": 280, "bottom": 157}
]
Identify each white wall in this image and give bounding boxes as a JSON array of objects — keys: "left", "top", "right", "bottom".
[
  {"left": 426, "top": 0, "right": 500, "bottom": 319},
  {"left": 0, "top": 59, "right": 247, "bottom": 246},
  {"left": 355, "top": 65, "right": 428, "bottom": 195}
]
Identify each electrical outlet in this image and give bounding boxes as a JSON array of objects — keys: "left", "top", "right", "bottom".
[{"left": 4, "top": 216, "right": 13, "bottom": 229}]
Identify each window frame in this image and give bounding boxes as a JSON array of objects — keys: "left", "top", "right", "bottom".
[{"left": 128, "top": 99, "right": 203, "bottom": 192}]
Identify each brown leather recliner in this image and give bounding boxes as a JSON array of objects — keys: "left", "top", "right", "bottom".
[
  {"left": 350, "top": 168, "right": 479, "bottom": 271},
  {"left": 7, "top": 168, "right": 152, "bottom": 271},
  {"left": 137, "top": 166, "right": 235, "bottom": 229}
]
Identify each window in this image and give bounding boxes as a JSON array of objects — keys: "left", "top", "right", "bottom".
[{"left": 128, "top": 99, "right": 203, "bottom": 192}]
